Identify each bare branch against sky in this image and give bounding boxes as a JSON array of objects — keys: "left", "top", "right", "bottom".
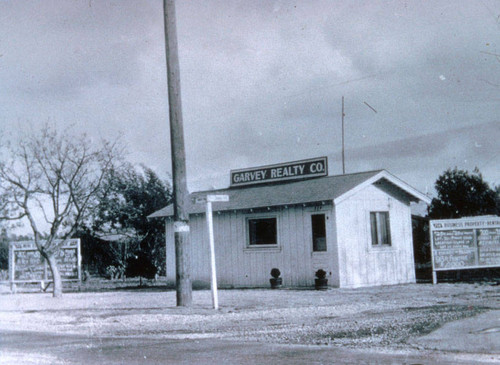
[{"left": 1, "top": 0, "right": 499, "bottom": 199}]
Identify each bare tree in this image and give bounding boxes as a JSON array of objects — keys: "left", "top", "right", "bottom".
[{"left": 0, "top": 126, "right": 122, "bottom": 297}]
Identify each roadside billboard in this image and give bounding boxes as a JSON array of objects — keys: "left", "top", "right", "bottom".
[
  {"left": 9, "top": 239, "right": 81, "bottom": 285},
  {"left": 429, "top": 216, "right": 500, "bottom": 283}
]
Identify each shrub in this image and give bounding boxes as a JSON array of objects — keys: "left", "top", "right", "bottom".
[
  {"left": 126, "top": 252, "right": 157, "bottom": 280},
  {"left": 270, "top": 268, "right": 281, "bottom": 278},
  {"left": 315, "top": 269, "right": 327, "bottom": 279}
]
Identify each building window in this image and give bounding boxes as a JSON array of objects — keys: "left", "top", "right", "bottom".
[
  {"left": 311, "top": 214, "right": 327, "bottom": 252},
  {"left": 370, "top": 212, "right": 391, "bottom": 246},
  {"left": 248, "top": 217, "right": 277, "bottom": 246}
]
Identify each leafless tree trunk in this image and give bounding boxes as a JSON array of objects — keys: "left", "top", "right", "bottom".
[{"left": 44, "top": 252, "right": 62, "bottom": 297}]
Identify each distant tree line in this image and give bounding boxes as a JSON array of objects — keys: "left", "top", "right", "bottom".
[{"left": 428, "top": 167, "right": 500, "bottom": 219}]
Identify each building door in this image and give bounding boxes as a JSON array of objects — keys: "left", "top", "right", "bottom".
[{"left": 311, "top": 213, "right": 330, "bottom": 281}]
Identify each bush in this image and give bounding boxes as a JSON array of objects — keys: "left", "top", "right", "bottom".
[
  {"left": 105, "top": 265, "right": 125, "bottom": 280},
  {"left": 125, "top": 252, "right": 157, "bottom": 280},
  {"left": 0, "top": 270, "right": 8, "bottom": 281},
  {"left": 315, "top": 269, "right": 327, "bottom": 279},
  {"left": 270, "top": 268, "right": 281, "bottom": 278}
]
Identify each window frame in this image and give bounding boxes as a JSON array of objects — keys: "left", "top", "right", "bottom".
[
  {"left": 370, "top": 211, "right": 392, "bottom": 247},
  {"left": 246, "top": 214, "right": 279, "bottom": 248}
]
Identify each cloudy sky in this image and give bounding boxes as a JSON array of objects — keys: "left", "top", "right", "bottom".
[{"left": 1, "top": 0, "right": 499, "bottom": 198}]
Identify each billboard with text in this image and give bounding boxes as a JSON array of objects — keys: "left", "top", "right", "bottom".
[
  {"left": 9, "top": 239, "right": 81, "bottom": 283},
  {"left": 430, "top": 216, "right": 500, "bottom": 274}
]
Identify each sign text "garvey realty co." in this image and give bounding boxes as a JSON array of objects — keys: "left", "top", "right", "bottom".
[{"left": 230, "top": 157, "right": 328, "bottom": 187}]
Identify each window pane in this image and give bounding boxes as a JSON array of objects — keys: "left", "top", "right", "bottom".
[
  {"left": 312, "top": 214, "right": 327, "bottom": 251},
  {"left": 248, "top": 218, "right": 277, "bottom": 245},
  {"left": 370, "top": 212, "right": 391, "bottom": 246},
  {"left": 370, "top": 212, "right": 378, "bottom": 245},
  {"left": 380, "top": 212, "right": 391, "bottom": 245}
]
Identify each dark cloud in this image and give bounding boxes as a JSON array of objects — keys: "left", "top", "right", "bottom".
[
  {"left": 1, "top": 1, "right": 156, "bottom": 98},
  {"left": 1, "top": 0, "right": 499, "bottom": 197},
  {"left": 347, "top": 121, "right": 499, "bottom": 161}
]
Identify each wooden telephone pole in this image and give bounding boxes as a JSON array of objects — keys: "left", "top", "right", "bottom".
[{"left": 163, "top": 0, "right": 192, "bottom": 306}]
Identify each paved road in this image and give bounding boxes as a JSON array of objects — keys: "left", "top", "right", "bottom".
[
  {"left": 410, "top": 309, "right": 500, "bottom": 355},
  {"left": 1, "top": 330, "right": 497, "bottom": 364}
]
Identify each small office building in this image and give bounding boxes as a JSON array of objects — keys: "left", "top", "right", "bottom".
[{"left": 150, "top": 157, "right": 431, "bottom": 288}]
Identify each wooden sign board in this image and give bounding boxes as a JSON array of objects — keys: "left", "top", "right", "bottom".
[
  {"left": 430, "top": 216, "right": 500, "bottom": 282},
  {"left": 9, "top": 239, "right": 81, "bottom": 283}
]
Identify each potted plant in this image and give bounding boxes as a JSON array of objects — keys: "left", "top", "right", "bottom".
[
  {"left": 315, "top": 269, "right": 328, "bottom": 290},
  {"left": 270, "top": 268, "right": 282, "bottom": 289}
]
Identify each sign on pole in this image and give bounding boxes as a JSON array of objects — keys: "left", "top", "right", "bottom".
[
  {"left": 197, "top": 194, "right": 229, "bottom": 310},
  {"left": 195, "top": 194, "right": 230, "bottom": 204},
  {"left": 207, "top": 195, "right": 230, "bottom": 202}
]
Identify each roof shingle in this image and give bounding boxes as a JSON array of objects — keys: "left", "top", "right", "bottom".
[{"left": 149, "top": 170, "right": 383, "bottom": 218}]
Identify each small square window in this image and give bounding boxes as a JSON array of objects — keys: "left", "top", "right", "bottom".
[
  {"left": 248, "top": 217, "right": 277, "bottom": 246},
  {"left": 370, "top": 212, "right": 391, "bottom": 246}
]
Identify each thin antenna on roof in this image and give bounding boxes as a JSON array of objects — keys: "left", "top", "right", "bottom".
[
  {"left": 342, "top": 96, "right": 345, "bottom": 174},
  {"left": 363, "top": 101, "right": 377, "bottom": 113},
  {"left": 341, "top": 98, "right": 376, "bottom": 175}
]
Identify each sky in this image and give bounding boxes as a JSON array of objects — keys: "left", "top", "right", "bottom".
[{"left": 1, "top": 0, "right": 499, "bottom": 202}]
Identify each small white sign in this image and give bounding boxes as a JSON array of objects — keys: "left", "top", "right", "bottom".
[
  {"left": 195, "top": 195, "right": 229, "bottom": 204},
  {"left": 173, "top": 221, "right": 190, "bottom": 233},
  {"left": 207, "top": 194, "right": 229, "bottom": 202}
]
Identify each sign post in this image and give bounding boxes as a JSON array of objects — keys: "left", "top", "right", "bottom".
[{"left": 196, "top": 194, "right": 229, "bottom": 310}]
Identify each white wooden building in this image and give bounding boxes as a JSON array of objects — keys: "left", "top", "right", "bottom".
[{"left": 150, "top": 167, "right": 430, "bottom": 288}]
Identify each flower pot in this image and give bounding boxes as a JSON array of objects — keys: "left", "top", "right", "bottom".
[
  {"left": 315, "top": 278, "right": 328, "bottom": 290},
  {"left": 270, "top": 277, "right": 282, "bottom": 289}
]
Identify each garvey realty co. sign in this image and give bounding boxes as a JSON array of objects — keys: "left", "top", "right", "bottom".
[{"left": 230, "top": 157, "right": 328, "bottom": 187}]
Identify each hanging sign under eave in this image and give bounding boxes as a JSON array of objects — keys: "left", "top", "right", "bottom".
[{"left": 230, "top": 156, "right": 328, "bottom": 187}]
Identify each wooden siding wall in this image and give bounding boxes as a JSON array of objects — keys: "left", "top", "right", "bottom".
[
  {"left": 165, "top": 203, "right": 338, "bottom": 288},
  {"left": 335, "top": 184, "right": 416, "bottom": 288}
]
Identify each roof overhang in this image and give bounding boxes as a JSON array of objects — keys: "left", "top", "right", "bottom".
[
  {"left": 149, "top": 169, "right": 431, "bottom": 219},
  {"left": 334, "top": 170, "right": 431, "bottom": 205}
]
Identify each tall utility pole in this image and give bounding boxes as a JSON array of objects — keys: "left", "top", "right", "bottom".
[
  {"left": 163, "top": 0, "right": 192, "bottom": 306},
  {"left": 341, "top": 96, "right": 345, "bottom": 174}
]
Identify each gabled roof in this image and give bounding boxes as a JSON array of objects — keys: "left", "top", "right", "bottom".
[{"left": 148, "top": 169, "right": 430, "bottom": 218}]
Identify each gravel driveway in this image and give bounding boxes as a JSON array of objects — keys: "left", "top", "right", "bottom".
[{"left": 1, "top": 283, "right": 499, "bottom": 352}]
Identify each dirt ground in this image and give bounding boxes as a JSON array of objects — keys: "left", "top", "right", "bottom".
[{"left": 1, "top": 281, "right": 499, "bottom": 353}]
